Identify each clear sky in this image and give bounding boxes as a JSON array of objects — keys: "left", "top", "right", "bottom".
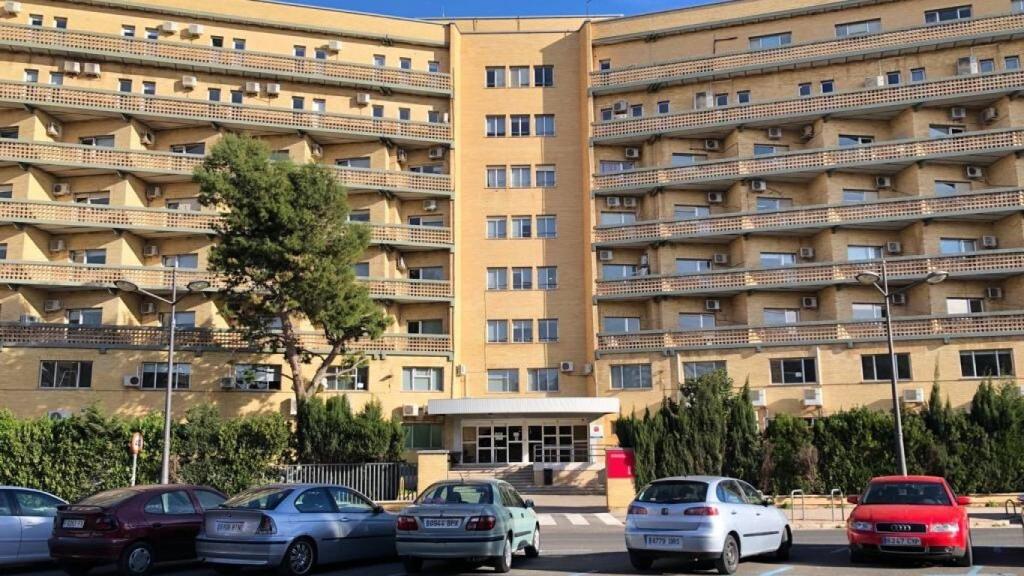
[{"left": 279, "top": 0, "right": 714, "bottom": 19}]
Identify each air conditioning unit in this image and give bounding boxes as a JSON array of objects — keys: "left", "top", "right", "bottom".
[
  {"left": 766, "top": 127, "right": 783, "bottom": 140},
  {"left": 639, "top": 254, "right": 649, "bottom": 267},
  {"left": 47, "top": 409, "right": 71, "bottom": 421},
  {"left": 605, "top": 196, "right": 621, "bottom": 208},
  {"left": 864, "top": 75, "right": 885, "bottom": 88},
  {"left": 707, "top": 191, "right": 724, "bottom": 204},
  {"left": 624, "top": 146, "right": 641, "bottom": 159},
  {"left": 52, "top": 182, "right": 71, "bottom": 196},
  {"left": 327, "top": 39, "right": 343, "bottom": 52},
  {"left": 705, "top": 298, "right": 721, "bottom": 311},
  {"left": 800, "top": 124, "right": 815, "bottom": 140},
  {"left": 891, "top": 292, "right": 908, "bottom": 305},
  {"left": 454, "top": 364, "right": 466, "bottom": 377},
  {"left": 950, "top": 106, "right": 968, "bottom": 120},
  {"left": 60, "top": 61, "right": 80, "bottom": 75},
  {"left": 441, "top": 112, "right": 450, "bottom": 123},
  {"left": 559, "top": 361, "right": 574, "bottom": 373},
  {"left": 612, "top": 100, "right": 629, "bottom": 114},
  {"left": 874, "top": 175, "right": 892, "bottom": 189},
  {"left": 402, "top": 404, "right": 420, "bottom": 417},
  {"left": 965, "top": 165, "right": 984, "bottom": 180},
  {"left": 982, "top": 107, "right": 999, "bottom": 123},
  {"left": 145, "top": 185, "right": 162, "bottom": 199},
  {"left": 185, "top": 23, "right": 204, "bottom": 37},
  {"left": 244, "top": 81, "right": 260, "bottom": 94},
  {"left": 140, "top": 131, "right": 156, "bottom": 146},
  {"left": 82, "top": 63, "right": 101, "bottom": 77},
  {"left": 43, "top": 298, "right": 63, "bottom": 312},
  {"left": 3, "top": 1, "right": 21, "bottom": 14},
  {"left": 422, "top": 199, "right": 438, "bottom": 211},
  {"left": 982, "top": 235, "right": 998, "bottom": 248},
  {"left": 160, "top": 21, "right": 179, "bottom": 33},
  {"left": 803, "top": 388, "right": 823, "bottom": 407},
  {"left": 219, "top": 377, "right": 235, "bottom": 389},
  {"left": 123, "top": 374, "right": 141, "bottom": 388},
  {"left": 802, "top": 296, "right": 818, "bottom": 309},
  {"left": 48, "top": 238, "right": 66, "bottom": 252},
  {"left": 956, "top": 57, "right": 979, "bottom": 76},
  {"left": 428, "top": 146, "right": 445, "bottom": 160},
  {"left": 903, "top": 388, "right": 925, "bottom": 404},
  {"left": 356, "top": 92, "right": 372, "bottom": 105},
  {"left": 713, "top": 253, "right": 729, "bottom": 265},
  {"left": 749, "top": 179, "right": 767, "bottom": 192},
  {"left": 140, "top": 301, "right": 157, "bottom": 314},
  {"left": 986, "top": 286, "right": 1004, "bottom": 299},
  {"left": 46, "top": 121, "right": 62, "bottom": 137},
  {"left": 704, "top": 139, "right": 722, "bottom": 151},
  {"left": 265, "top": 83, "right": 281, "bottom": 96},
  {"left": 396, "top": 148, "right": 408, "bottom": 163},
  {"left": 622, "top": 196, "right": 638, "bottom": 208},
  {"left": 143, "top": 244, "right": 160, "bottom": 257},
  {"left": 749, "top": 389, "right": 767, "bottom": 407},
  {"left": 886, "top": 241, "right": 903, "bottom": 254},
  {"left": 310, "top": 143, "right": 323, "bottom": 158},
  {"left": 799, "top": 247, "right": 815, "bottom": 259},
  {"left": 598, "top": 249, "right": 614, "bottom": 261},
  {"left": 181, "top": 75, "right": 198, "bottom": 89},
  {"left": 19, "top": 314, "right": 39, "bottom": 324}
]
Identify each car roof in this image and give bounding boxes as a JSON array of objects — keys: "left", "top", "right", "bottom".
[
  {"left": 870, "top": 475, "right": 947, "bottom": 484},
  {"left": 651, "top": 476, "right": 733, "bottom": 484},
  {"left": 0, "top": 486, "right": 64, "bottom": 498}
]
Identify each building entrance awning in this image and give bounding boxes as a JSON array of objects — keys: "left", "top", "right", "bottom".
[{"left": 427, "top": 397, "right": 619, "bottom": 416}]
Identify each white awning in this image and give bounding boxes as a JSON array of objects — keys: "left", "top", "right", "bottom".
[{"left": 427, "top": 397, "right": 620, "bottom": 416}]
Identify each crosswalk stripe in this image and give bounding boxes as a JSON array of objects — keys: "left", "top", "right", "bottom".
[
  {"left": 565, "top": 513, "right": 589, "bottom": 525},
  {"left": 538, "top": 514, "right": 556, "bottom": 526},
  {"left": 595, "top": 513, "right": 623, "bottom": 526}
]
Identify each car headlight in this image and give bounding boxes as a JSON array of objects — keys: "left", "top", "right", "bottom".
[
  {"left": 930, "top": 522, "right": 959, "bottom": 534},
  {"left": 850, "top": 521, "right": 874, "bottom": 532}
]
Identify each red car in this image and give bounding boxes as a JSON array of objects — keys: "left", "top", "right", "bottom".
[
  {"left": 846, "top": 475, "right": 972, "bottom": 566},
  {"left": 49, "top": 484, "right": 227, "bottom": 576}
]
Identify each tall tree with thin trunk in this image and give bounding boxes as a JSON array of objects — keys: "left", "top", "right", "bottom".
[{"left": 195, "top": 135, "right": 388, "bottom": 406}]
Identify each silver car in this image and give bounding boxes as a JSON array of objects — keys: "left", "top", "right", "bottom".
[
  {"left": 624, "top": 476, "right": 791, "bottom": 575},
  {"left": 196, "top": 484, "right": 395, "bottom": 576},
  {"left": 396, "top": 480, "right": 540, "bottom": 573},
  {"left": 0, "top": 487, "right": 66, "bottom": 567}
]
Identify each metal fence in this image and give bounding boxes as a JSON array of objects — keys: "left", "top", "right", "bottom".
[{"left": 280, "top": 463, "right": 418, "bottom": 502}]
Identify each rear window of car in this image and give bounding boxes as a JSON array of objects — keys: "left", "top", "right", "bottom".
[
  {"left": 637, "top": 481, "right": 708, "bottom": 504},
  {"left": 862, "top": 482, "right": 951, "bottom": 505},
  {"left": 416, "top": 483, "right": 493, "bottom": 505},
  {"left": 78, "top": 488, "right": 139, "bottom": 508},
  {"left": 221, "top": 487, "right": 293, "bottom": 510}
]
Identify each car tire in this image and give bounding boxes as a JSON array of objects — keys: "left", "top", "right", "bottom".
[
  {"left": 278, "top": 538, "right": 316, "bottom": 576},
  {"left": 628, "top": 550, "right": 654, "bottom": 570},
  {"left": 59, "top": 562, "right": 94, "bottom": 576},
  {"left": 715, "top": 534, "right": 739, "bottom": 575},
  {"left": 118, "top": 542, "right": 155, "bottom": 576},
  {"left": 953, "top": 535, "right": 973, "bottom": 567},
  {"left": 403, "top": 556, "right": 423, "bottom": 574},
  {"left": 492, "top": 535, "right": 513, "bottom": 573},
  {"left": 525, "top": 526, "right": 541, "bottom": 558},
  {"left": 774, "top": 527, "right": 792, "bottom": 561}
]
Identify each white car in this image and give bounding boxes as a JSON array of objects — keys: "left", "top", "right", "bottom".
[
  {"left": 0, "top": 486, "right": 66, "bottom": 567},
  {"left": 624, "top": 476, "right": 790, "bottom": 574}
]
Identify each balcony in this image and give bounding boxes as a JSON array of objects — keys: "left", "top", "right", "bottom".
[
  {"left": 593, "top": 70, "right": 1024, "bottom": 143},
  {"left": 0, "top": 81, "right": 451, "bottom": 146},
  {"left": 595, "top": 249, "right": 1024, "bottom": 300},
  {"left": 593, "top": 188, "right": 1024, "bottom": 247},
  {"left": 592, "top": 128, "right": 1024, "bottom": 194},
  {"left": 0, "top": 322, "right": 452, "bottom": 356},
  {"left": 0, "top": 261, "right": 453, "bottom": 302},
  {"left": 0, "top": 23, "right": 451, "bottom": 96},
  {"left": 596, "top": 311, "right": 1024, "bottom": 354},
  {"left": 590, "top": 12, "right": 1024, "bottom": 93}
]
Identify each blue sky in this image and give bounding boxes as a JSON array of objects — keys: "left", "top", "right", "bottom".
[{"left": 280, "top": 0, "right": 714, "bottom": 19}]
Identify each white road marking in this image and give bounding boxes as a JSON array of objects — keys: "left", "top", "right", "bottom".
[
  {"left": 595, "top": 513, "right": 623, "bottom": 526},
  {"left": 565, "top": 513, "right": 589, "bottom": 525},
  {"left": 758, "top": 567, "right": 793, "bottom": 576},
  {"left": 537, "top": 514, "right": 556, "bottom": 526}
]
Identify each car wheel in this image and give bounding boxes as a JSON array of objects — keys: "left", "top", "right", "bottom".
[
  {"left": 953, "top": 535, "right": 973, "bottom": 567},
  {"left": 774, "top": 527, "right": 792, "bottom": 561},
  {"left": 492, "top": 535, "right": 513, "bottom": 573},
  {"left": 715, "top": 534, "right": 739, "bottom": 575},
  {"left": 59, "top": 562, "right": 94, "bottom": 576},
  {"left": 628, "top": 550, "right": 654, "bottom": 570},
  {"left": 525, "top": 526, "right": 541, "bottom": 558},
  {"left": 118, "top": 542, "right": 154, "bottom": 576},
  {"left": 278, "top": 538, "right": 316, "bottom": 576},
  {"left": 403, "top": 556, "right": 423, "bottom": 574}
]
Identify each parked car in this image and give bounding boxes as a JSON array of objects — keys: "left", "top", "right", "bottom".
[
  {"left": 624, "top": 476, "right": 791, "bottom": 574},
  {"left": 49, "top": 484, "right": 227, "bottom": 576},
  {"left": 847, "top": 475, "right": 972, "bottom": 566},
  {"left": 395, "top": 479, "right": 540, "bottom": 573},
  {"left": 197, "top": 483, "right": 395, "bottom": 576},
  {"left": 0, "top": 486, "right": 67, "bottom": 567}
]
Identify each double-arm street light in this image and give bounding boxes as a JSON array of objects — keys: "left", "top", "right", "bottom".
[
  {"left": 115, "top": 267, "right": 210, "bottom": 484},
  {"left": 854, "top": 259, "right": 949, "bottom": 477}
]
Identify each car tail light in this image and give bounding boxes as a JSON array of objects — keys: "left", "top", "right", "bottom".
[
  {"left": 397, "top": 515, "right": 418, "bottom": 531},
  {"left": 466, "top": 516, "right": 496, "bottom": 531},
  {"left": 255, "top": 515, "right": 276, "bottom": 535},
  {"left": 627, "top": 505, "right": 648, "bottom": 515},
  {"left": 683, "top": 506, "right": 719, "bottom": 516},
  {"left": 94, "top": 514, "right": 118, "bottom": 530}
]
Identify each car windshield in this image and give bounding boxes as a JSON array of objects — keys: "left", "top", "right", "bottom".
[
  {"left": 416, "top": 483, "right": 493, "bottom": 505},
  {"left": 861, "top": 482, "right": 951, "bottom": 506},
  {"left": 637, "top": 481, "right": 708, "bottom": 504},
  {"left": 78, "top": 488, "right": 139, "bottom": 507},
  {"left": 221, "top": 487, "right": 293, "bottom": 510}
]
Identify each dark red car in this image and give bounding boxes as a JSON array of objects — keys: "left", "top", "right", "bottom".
[
  {"left": 846, "top": 475, "right": 972, "bottom": 566},
  {"left": 49, "top": 484, "right": 227, "bottom": 576}
]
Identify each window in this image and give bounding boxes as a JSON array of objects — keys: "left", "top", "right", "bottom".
[
  {"left": 0, "top": 184, "right": 10, "bottom": 198},
  {"left": 335, "top": 157, "right": 371, "bottom": 168},
  {"left": 393, "top": 107, "right": 408, "bottom": 121},
  {"left": 510, "top": 66, "right": 530, "bottom": 87},
  {"left": 657, "top": 100, "right": 670, "bottom": 114},
  {"left": 843, "top": 189, "right": 879, "bottom": 203},
  {"left": 142, "top": 82, "right": 156, "bottom": 95},
  {"left": 1006, "top": 56, "right": 1021, "bottom": 70},
  {"left": 230, "top": 90, "right": 243, "bottom": 104},
  {"left": 40, "top": 361, "right": 92, "bottom": 388},
  {"left": 979, "top": 58, "right": 996, "bottom": 73},
  {"left": 510, "top": 115, "right": 530, "bottom": 137},
  {"left": 28, "top": 14, "right": 42, "bottom": 26},
  {"left": 935, "top": 180, "right": 970, "bottom": 196},
  {"left": 798, "top": 83, "right": 812, "bottom": 97},
  {"left": 839, "top": 134, "right": 874, "bottom": 146},
  {"left": 486, "top": 217, "right": 507, "bottom": 239},
  {"left": 538, "top": 318, "right": 559, "bottom": 341},
  {"left": 754, "top": 144, "right": 787, "bottom": 155},
  {"left": 292, "top": 96, "right": 304, "bottom": 110},
  {"left": 348, "top": 210, "right": 370, "bottom": 223},
  {"left": 536, "top": 216, "right": 557, "bottom": 238},
  {"left": 911, "top": 67, "right": 927, "bottom": 82},
  {"left": 861, "top": 354, "right": 911, "bottom": 381},
  {"left": 314, "top": 48, "right": 327, "bottom": 60},
  {"left": 353, "top": 262, "right": 369, "bottom": 277},
  {"left": 925, "top": 5, "right": 971, "bottom": 23},
  {"left": 736, "top": 91, "right": 751, "bottom": 105},
  {"left": 408, "top": 319, "right": 444, "bottom": 334},
  {"left": 599, "top": 59, "right": 611, "bottom": 70},
  {"left": 930, "top": 124, "right": 966, "bottom": 137},
  {"left": 960, "top": 349, "right": 1014, "bottom": 377},
  {"left": 372, "top": 105, "right": 383, "bottom": 118},
  {"left": 599, "top": 160, "right": 636, "bottom": 173},
  {"left": 604, "top": 317, "right": 640, "bottom": 333},
  {"left": 1016, "top": 0, "right": 1024, "bottom": 12},
  {"left": 0, "top": 127, "right": 18, "bottom": 139},
  {"left": 403, "top": 367, "right": 443, "bottom": 391},
  {"left": 485, "top": 67, "right": 506, "bottom": 88},
  {"left": 764, "top": 308, "right": 800, "bottom": 325},
  {"left": 602, "top": 264, "right": 637, "bottom": 280},
  {"left": 67, "top": 308, "right": 102, "bottom": 326},
  {"left": 512, "top": 267, "right": 533, "bottom": 289},
  {"left": 529, "top": 368, "right": 559, "bottom": 391},
  {"left": 485, "top": 115, "right": 506, "bottom": 137},
  {"left": 113, "top": 78, "right": 133, "bottom": 93},
  {"left": 820, "top": 80, "right": 835, "bottom": 94},
  {"left": 293, "top": 45, "right": 306, "bottom": 57},
  {"left": 487, "top": 267, "right": 508, "bottom": 290},
  {"left": 144, "top": 28, "right": 159, "bottom": 40},
  {"left": 852, "top": 303, "right": 886, "bottom": 320},
  {"left": 756, "top": 197, "right": 793, "bottom": 212},
  {"left": 49, "top": 72, "right": 63, "bottom": 86},
  {"left": 886, "top": 70, "right": 901, "bottom": 85},
  {"left": 143, "top": 491, "right": 195, "bottom": 515},
  {"left": 512, "top": 319, "right": 533, "bottom": 342},
  {"left": 405, "top": 423, "right": 442, "bottom": 449},
  {"left": 671, "top": 153, "right": 706, "bottom": 166},
  {"left": 678, "top": 313, "right": 716, "bottom": 329},
  {"left": 488, "top": 369, "right": 519, "bottom": 392},
  {"left": 629, "top": 104, "right": 643, "bottom": 118},
  {"left": 428, "top": 61, "right": 440, "bottom": 73},
  {"left": 428, "top": 110, "right": 441, "bottom": 123},
  {"left": 535, "top": 115, "right": 555, "bottom": 136},
  {"left": 141, "top": 363, "right": 191, "bottom": 389},
  {"left": 940, "top": 237, "right": 977, "bottom": 253},
  {"left": 233, "top": 38, "right": 246, "bottom": 50},
  {"left": 0, "top": 244, "right": 6, "bottom": 259},
  {"left": 210, "top": 36, "right": 224, "bottom": 48},
  {"left": 24, "top": 69, "right": 38, "bottom": 83},
  {"left": 409, "top": 266, "right": 443, "bottom": 281},
  {"left": 80, "top": 135, "right": 116, "bottom": 148},
  {"left": 835, "top": 19, "right": 881, "bottom": 37},
  {"left": 313, "top": 99, "right": 325, "bottom": 113},
  {"left": 11, "top": 490, "right": 62, "bottom": 517},
  {"left": 611, "top": 364, "right": 652, "bottom": 389},
  {"left": 599, "top": 211, "right": 636, "bottom": 226},
  {"left": 511, "top": 216, "right": 532, "bottom": 238},
  {"left": 760, "top": 252, "right": 796, "bottom": 267},
  {"left": 674, "top": 205, "right": 711, "bottom": 219},
  {"left": 749, "top": 32, "right": 792, "bottom": 50},
  {"left": 70, "top": 249, "right": 107, "bottom": 264},
  {"left": 122, "top": 25, "right": 136, "bottom": 37},
  {"left": 293, "top": 488, "right": 333, "bottom": 513},
  {"left": 770, "top": 358, "right": 817, "bottom": 384},
  {"left": 75, "top": 193, "right": 111, "bottom": 205},
  {"left": 486, "top": 166, "right": 507, "bottom": 188},
  {"left": 534, "top": 65, "right": 554, "bottom": 86},
  {"left": 676, "top": 259, "right": 711, "bottom": 273},
  {"left": 162, "top": 253, "right": 199, "bottom": 269},
  {"left": 714, "top": 93, "right": 729, "bottom": 107},
  {"left": 683, "top": 361, "right": 726, "bottom": 381},
  {"left": 535, "top": 165, "right": 556, "bottom": 187},
  {"left": 400, "top": 57, "right": 412, "bottom": 70},
  {"left": 487, "top": 320, "right": 509, "bottom": 343},
  {"left": 848, "top": 245, "right": 883, "bottom": 261},
  {"left": 695, "top": 92, "right": 709, "bottom": 109},
  {"left": 947, "top": 297, "right": 984, "bottom": 315},
  {"left": 233, "top": 364, "right": 281, "bottom": 390}
]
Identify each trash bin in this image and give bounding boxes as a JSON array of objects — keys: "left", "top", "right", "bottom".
[{"left": 543, "top": 468, "right": 554, "bottom": 486}]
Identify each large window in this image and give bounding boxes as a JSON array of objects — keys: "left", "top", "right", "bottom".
[
  {"left": 839, "top": 134, "right": 875, "bottom": 147},
  {"left": 960, "top": 350, "right": 1014, "bottom": 377},
  {"left": 486, "top": 217, "right": 507, "bottom": 239},
  {"left": 40, "top": 361, "right": 92, "bottom": 388},
  {"left": 947, "top": 297, "right": 984, "bottom": 315},
  {"left": 674, "top": 205, "right": 711, "bottom": 219},
  {"left": 861, "top": 354, "right": 911, "bottom": 381},
  {"left": 599, "top": 212, "right": 636, "bottom": 226},
  {"left": 141, "top": 363, "right": 191, "bottom": 389},
  {"left": 677, "top": 259, "right": 712, "bottom": 273},
  {"left": 749, "top": 32, "right": 792, "bottom": 50},
  {"left": 843, "top": 189, "right": 879, "bottom": 203},
  {"left": 510, "top": 115, "right": 530, "bottom": 137},
  {"left": 535, "top": 165, "right": 556, "bottom": 187},
  {"left": 512, "top": 319, "right": 533, "bottom": 343},
  {"left": 611, "top": 364, "right": 652, "bottom": 389},
  {"left": 535, "top": 115, "right": 555, "bottom": 137},
  {"left": 534, "top": 65, "right": 554, "bottom": 87},
  {"left": 67, "top": 308, "right": 102, "bottom": 326},
  {"left": 511, "top": 216, "right": 531, "bottom": 238},
  {"left": 678, "top": 313, "right": 717, "bottom": 329},
  {"left": 529, "top": 368, "right": 559, "bottom": 391},
  {"left": 511, "top": 267, "right": 532, "bottom": 289},
  {"left": 682, "top": 361, "right": 726, "bottom": 382},
  {"left": 935, "top": 181, "right": 970, "bottom": 196},
  {"left": 510, "top": 165, "right": 531, "bottom": 187},
  {"left": 602, "top": 264, "right": 637, "bottom": 280},
  {"left": 939, "top": 238, "right": 977, "bottom": 253},
  {"left": 770, "top": 358, "right": 817, "bottom": 384},
  {"left": 835, "top": 19, "right": 881, "bottom": 36},
  {"left": 402, "top": 367, "right": 443, "bottom": 391},
  {"left": 760, "top": 252, "right": 796, "bottom": 268},
  {"left": 486, "top": 166, "right": 507, "bottom": 188},
  {"left": 537, "top": 267, "right": 558, "bottom": 289},
  {"left": 510, "top": 66, "right": 530, "bottom": 87},
  {"left": 233, "top": 364, "right": 281, "bottom": 390},
  {"left": 848, "top": 245, "right": 883, "bottom": 261},
  {"left": 408, "top": 319, "right": 444, "bottom": 334},
  {"left": 604, "top": 317, "right": 640, "bottom": 333},
  {"left": 488, "top": 369, "right": 519, "bottom": 392},
  {"left": 324, "top": 365, "right": 369, "bottom": 391},
  {"left": 405, "top": 423, "right": 443, "bottom": 449},
  {"left": 487, "top": 319, "right": 509, "bottom": 343},
  {"left": 162, "top": 253, "right": 199, "bottom": 269},
  {"left": 925, "top": 5, "right": 971, "bottom": 23},
  {"left": 763, "top": 308, "right": 800, "bottom": 325},
  {"left": 536, "top": 215, "right": 557, "bottom": 238},
  {"left": 70, "top": 249, "right": 107, "bottom": 264},
  {"left": 485, "top": 115, "right": 506, "bottom": 137},
  {"left": 485, "top": 67, "right": 506, "bottom": 88},
  {"left": 538, "top": 318, "right": 559, "bottom": 342},
  {"left": 852, "top": 303, "right": 885, "bottom": 320},
  {"left": 487, "top": 267, "right": 508, "bottom": 290},
  {"left": 170, "top": 143, "right": 205, "bottom": 155}
]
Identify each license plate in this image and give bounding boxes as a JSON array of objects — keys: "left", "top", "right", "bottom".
[
  {"left": 882, "top": 536, "right": 922, "bottom": 546},
  {"left": 62, "top": 519, "right": 85, "bottom": 529},
  {"left": 423, "top": 518, "right": 462, "bottom": 529},
  {"left": 645, "top": 535, "right": 683, "bottom": 549},
  {"left": 216, "top": 521, "right": 245, "bottom": 533}
]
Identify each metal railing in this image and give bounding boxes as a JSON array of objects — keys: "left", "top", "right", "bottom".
[
  {"left": 281, "top": 463, "right": 418, "bottom": 501},
  {"left": 829, "top": 489, "right": 846, "bottom": 522},
  {"left": 531, "top": 443, "right": 606, "bottom": 465},
  {"left": 789, "top": 489, "right": 806, "bottom": 522}
]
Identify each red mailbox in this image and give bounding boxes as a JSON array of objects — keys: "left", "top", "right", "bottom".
[{"left": 606, "top": 448, "right": 635, "bottom": 479}]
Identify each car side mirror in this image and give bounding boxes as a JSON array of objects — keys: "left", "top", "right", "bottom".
[
  {"left": 956, "top": 496, "right": 971, "bottom": 506},
  {"left": 761, "top": 496, "right": 774, "bottom": 507},
  {"left": 847, "top": 495, "right": 860, "bottom": 505},
  {"left": 524, "top": 500, "right": 535, "bottom": 509}
]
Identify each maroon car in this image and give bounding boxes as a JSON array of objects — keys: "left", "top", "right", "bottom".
[{"left": 49, "top": 484, "right": 227, "bottom": 576}]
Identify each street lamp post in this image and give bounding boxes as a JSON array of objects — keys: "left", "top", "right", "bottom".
[
  {"left": 115, "top": 268, "right": 210, "bottom": 485},
  {"left": 855, "top": 259, "right": 948, "bottom": 476}
]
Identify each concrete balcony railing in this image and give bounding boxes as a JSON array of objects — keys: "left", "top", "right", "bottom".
[
  {"left": 593, "top": 70, "right": 1024, "bottom": 142},
  {"left": 592, "top": 128, "right": 1024, "bottom": 194},
  {"left": 0, "top": 322, "right": 452, "bottom": 355},
  {"left": 0, "top": 23, "right": 451, "bottom": 96},
  {"left": 0, "top": 261, "right": 453, "bottom": 301},
  {"left": 593, "top": 188, "right": 1024, "bottom": 246},
  {"left": 329, "top": 166, "right": 453, "bottom": 197},
  {"left": 0, "top": 81, "right": 451, "bottom": 144},
  {"left": 590, "top": 12, "right": 1024, "bottom": 91},
  {"left": 596, "top": 311, "right": 1024, "bottom": 354},
  {"left": 595, "top": 249, "right": 1024, "bottom": 299}
]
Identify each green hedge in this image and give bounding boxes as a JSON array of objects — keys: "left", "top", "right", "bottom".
[{"left": 295, "top": 395, "right": 404, "bottom": 463}]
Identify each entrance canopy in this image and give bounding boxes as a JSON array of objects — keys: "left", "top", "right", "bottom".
[{"left": 427, "top": 397, "right": 620, "bottom": 416}]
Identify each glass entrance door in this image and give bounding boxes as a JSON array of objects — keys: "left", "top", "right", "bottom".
[{"left": 464, "top": 425, "right": 525, "bottom": 465}]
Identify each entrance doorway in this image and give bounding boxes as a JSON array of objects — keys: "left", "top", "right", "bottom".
[
  {"left": 468, "top": 425, "right": 524, "bottom": 464},
  {"left": 459, "top": 422, "right": 587, "bottom": 465}
]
